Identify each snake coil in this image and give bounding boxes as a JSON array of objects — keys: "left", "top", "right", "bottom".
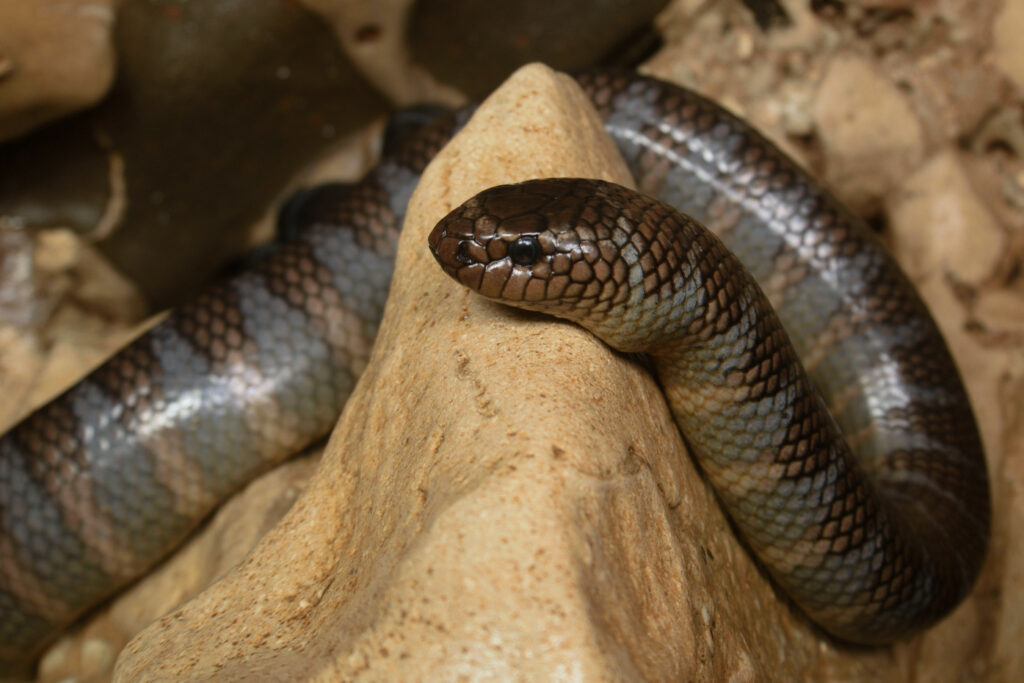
[{"left": 0, "top": 71, "right": 988, "bottom": 663}]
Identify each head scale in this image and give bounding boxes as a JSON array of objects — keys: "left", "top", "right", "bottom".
[
  {"left": 428, "top": 178, "right": 637, "bottom": 310},
  {"left": 428, "top": 178, "right": 703, "bottom": 352}
]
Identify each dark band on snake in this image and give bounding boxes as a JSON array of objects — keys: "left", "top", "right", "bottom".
[{"left": 0, "top": 71, "right": 989, "bottom": 662}]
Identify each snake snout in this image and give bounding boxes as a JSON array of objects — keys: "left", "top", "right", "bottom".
[{"left": 428, "top": 214, "right": 480, "bottom": 278}]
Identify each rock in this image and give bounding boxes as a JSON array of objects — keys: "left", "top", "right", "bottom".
[
  {"left": 814, "top": 53, "right": 925, "bottom": 214},
  {"left": 0, "top": 229, "right": 37, "bottom": 329},
  {"left": 0, "top": 322, "right": 42, "bottom": 432},
  {"left": 887, "top": 149, "right": 1005, "bottom": 284},
  {"left": 0, "top": 0, "right": 117, "bottom": 142},
  {"left": 112, "top": 64, "right": 908, "bottom": 681},
  {"left": 0, "top": 1, "right": 1014, "bottom": 679},
  {"left": 0, "top": 0, "right": 391, "bottom": 311},
  {"left": 407, "top": 0, "right": 670, "bottom": 98},
  {"left": 974, "top": 288, "right": 1024, "bottom": 340},
  {"left": 299, "top": 0, "right": 465, "bottom": 107},
  {"left": 994, "top": 0, "right": 1024, "bottom": 93},
  {"left": 0, "top": 116, "right": 114, "bottom": 235},
  {"left": 33, "top": 229, "right": 147, "bottom": 325},
  {"left": 92, "top": 0, "right": 391, "bottom": 309},
  {"left": 0, "top": 228, "right": 146, "bottom": 432},
  {"left": 24, "top": 128, "right": 376, "bottom": 683}
]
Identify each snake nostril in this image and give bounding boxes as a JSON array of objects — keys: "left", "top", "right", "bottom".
[{"left": 455, "top": 241, "right": 472, "bottom": 264}]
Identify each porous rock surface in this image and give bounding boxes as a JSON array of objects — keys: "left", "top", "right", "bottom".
[{"left": 110, "top": 63, "right": 894, "bottom": 681}]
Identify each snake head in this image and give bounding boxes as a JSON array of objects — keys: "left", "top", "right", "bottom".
[
  {"left": 427, "top": 178, "right": 638, "bottom": 315},
  {"left": 428, "top": 177, "right": 703, "bottom": 352}
]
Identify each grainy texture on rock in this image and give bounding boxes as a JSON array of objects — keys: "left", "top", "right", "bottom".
[{"left": 111, "top": 63, "right": 907, "bottom": 682}]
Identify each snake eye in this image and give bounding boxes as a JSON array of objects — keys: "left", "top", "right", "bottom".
[
  {"left": 508, "top": 236, "right": 541, "bottom": 266},
  {"left": 455, "top": 241, "right": 472, "bottom": 264}
]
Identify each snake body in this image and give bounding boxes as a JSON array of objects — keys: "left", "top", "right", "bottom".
[
  {"left": 0, "top": 72, "right": 988, "bottom": 662},
  {"left": 428, "top": 174, "right": 987, "bottom": 643}
]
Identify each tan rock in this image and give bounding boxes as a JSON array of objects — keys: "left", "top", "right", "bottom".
[
  {"left": 0, "top": 323, "right": 42, "bottom": 431},
  {"left": 0, "top": 228, "right": 147, "bottom": 429},
  {"left": 0, "top": 0, "right": 119, "bottom": 142},
  {"left": 112, "top": 64, "right": 913, "bottom": 681},
  {"left": 34, "top": 228, "right": 145, "bottom": 324},
  {"left": 887, "top": 149, "right": 1005, "bottom": 284},
  {"left": 975, "top": 288, "right": 1024, "bottom": 339},
  {"left": 814, "top": 53, "right": 925, "bottom": 214},
  {"left": 0, "top": 229, "right": 41, "bottom": 431},
  {"left": 994, "top": 0, "right": 1024, "bottom": 93}
]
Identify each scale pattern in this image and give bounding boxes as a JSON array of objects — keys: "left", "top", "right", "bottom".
[
  {"left": 0, "top": 114, "right": 462, "bottom": 663},
  {"left": 0, "top": 72, "right": 988, "bottom": 662},
  {"left": 428, "top": 176, "right": 988, "bottom": 643}
]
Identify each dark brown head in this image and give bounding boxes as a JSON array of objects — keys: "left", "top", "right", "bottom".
[
  {"left": 428, "top": 178, "right": 697, "bottom": 350},
  {"left": 428, "top": 177, "right": 631, "bottom": 306}
]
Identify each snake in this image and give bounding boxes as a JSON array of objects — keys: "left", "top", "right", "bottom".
[{"left": 0, "top": 70, "right": 989, "bottom": 665}]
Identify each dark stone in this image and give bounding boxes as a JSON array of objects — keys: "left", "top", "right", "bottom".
[
  {"left": 408, "top": 0, "right": 669, "bottom": 99},
  {"left": 0, "top": 115, "right": 109, "bottom": 232},
  {"left": 93, "top": 0, "right": 389, "bottom": 308},
  {"left": 741, "top": 0, "right": 792, "bottom": 29},
  {"left": 0, "top": 0, "right": 389, "bottom": 310}
]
